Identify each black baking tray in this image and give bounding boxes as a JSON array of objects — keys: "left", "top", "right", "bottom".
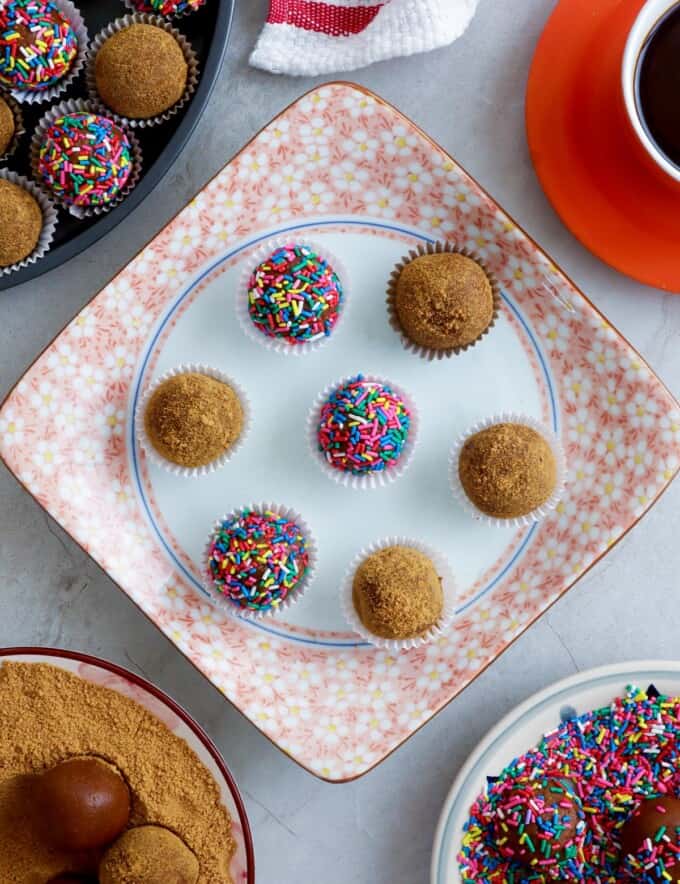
[{"left": 0, "top": 0, "right": 234, "bottom": 291}]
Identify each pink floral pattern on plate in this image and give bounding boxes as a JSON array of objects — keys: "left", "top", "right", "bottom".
[{"left": 1, "top": 84, "right": 679, "bottom": 781}]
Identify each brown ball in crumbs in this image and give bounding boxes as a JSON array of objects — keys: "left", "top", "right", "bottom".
[
  {"left": 394, "top": 252, "right": 494, "bottom": 351},
  {"left": 0, "top": 179, "right": 42, "bottom": 267},
  {"left": 99, "top": 825, "right": 199, "bottom": 884},
  {"left": 95, "top": 24, "right": 188, "bottom": 120},
  {"left": 143, "top": 372, "right": 244, "bottom": 468},
  {"left": 0, "top": 95, "right": 16, "bottom": 156},
  {"left": 352, "top": 545, "right": 443, "bottom": 640},
  {"left": 458, "top": 422, "right": 557, "bottom": 519}
]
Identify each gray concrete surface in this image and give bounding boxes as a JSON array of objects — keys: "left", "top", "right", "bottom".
[{"left": 1, "top": 1, "right": 680, "bottom": 881}]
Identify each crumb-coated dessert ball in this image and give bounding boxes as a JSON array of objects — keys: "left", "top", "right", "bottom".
[
  {"left": 458, "top": 422, "right": 557, "bottom": 519},
  {"left": 620, "top": 796, "right": 680, "bottom": 882},
  {"left": 36, "top": 756, "right": 131, "bottom": 851},
  {"left": 37, "top": 112, "right": 133, "bottom": 209},
  {"left": 95, "top": 24, "right": 188, "bottom": 120},
  {"left": 493, "top": 776, "right": 586, "bottom": 879},
  {"left": 99, "top": 825, "right": 199, "bottom": 884},
  {"left": 143, "top": 372, "right": 244, "bottom": 469},
  {"left": 394, "top": 252, "right": 495, "bottom": 351},
  {"left": 0, "top": 0, "right": 79, "bottom": 93},
  {"left": 352, "top": 545, "right": 443, "bottom": 640},
  {"left": 0, "top": 179, "right": 42, "bottom": 267},
  {"left": 0, "top": 95, "right": 16, "bottom": 155}
]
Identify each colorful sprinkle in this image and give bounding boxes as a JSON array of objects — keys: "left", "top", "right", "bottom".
[
  {"left": 0, "top": 0, "right": 78, "bottom": 93},
  {"left": 317, "top": 374, "right": 411, "bottom": 476},
  {"left": 247, "top": 243, "right": 343, "bottom": 346},
  {"left": 206, "top": 508, "right": 310, "bottom": 612},
  {"left": 458, "top": 686, "right": 680, "bottom": 882},
  {"left": 130, "top": 0, "right": 206, "bottom": 14},
  {"left": 37, "top": 113, "right": 132, "bottom": 208}
]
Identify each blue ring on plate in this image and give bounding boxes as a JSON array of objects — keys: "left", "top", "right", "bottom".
[{"left": 129, "top": 219, "right": 559, "bottom": 648}]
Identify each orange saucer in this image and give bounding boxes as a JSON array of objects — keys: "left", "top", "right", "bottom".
[{"left": 527, "top": 0, "right": 680, "bottom": 292}]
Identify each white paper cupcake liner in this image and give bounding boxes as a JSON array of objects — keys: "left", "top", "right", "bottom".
[
  {"left": 86, "top": 13, "right": 199, "bottom": 129},
  {"left": 7, "top": 0, "right": 89, "bottom": 105},
  {"left": 386, "top": 240, "right": 502, "bottom": 361},
  {"left": 0, "top": 90, "right": 25, "bottom": 162},
  {"left": 30, "top": 98, "right": 142, "bottom": 219},
  {"left": 0, "top": 170, "right": 58, "bottom": 276},
  {"left": 341, "top": 537, "right": 458, "bottom": 651},
  {"left": 135, "top": 363, "right": 252, "bottom": 478},
  {"left": 307, "top": 373, "right": 419, "bottom": 491},
  {"left": 236, "top": 236, "right": 350, "bottom": 357},
  {"left": 122, "top": 0, "right": 207, "bottom": 19},
  {"left": 449, "top": 412, "right": 567, "bottom": 528},
  {"left": 202, "top": 502, "right": 318, "bottom": 620}
]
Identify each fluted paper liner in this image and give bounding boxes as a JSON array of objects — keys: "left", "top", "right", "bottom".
[
  {"left": 31, "top": 98, "right": 142, "bottom": 219},
  {"left": 202, "top": 502, "right": 317, "bottom": 620},
  {"left": 86, "top": 13, "right": 199, "bottom": 129},
  {"left": 135, "top": 363, "right": 252, "bottom": 478},
  {"left": 449, "top": 412, "right": 567, "bottom": 528},
  {"left": 236, "top": 235, "right": 350, "bottom": 356},
  {"left": 0, "top": 170, "right": 57, "bottom": 276},
  {"left": 386, "top": 240, "right": 501, "bottom": 361},
  {"left": 341, "top": 537, "right": 459, "bottom": 651},
  {"left": 307, "top": 373, "right": 419, "bottom": 490}
]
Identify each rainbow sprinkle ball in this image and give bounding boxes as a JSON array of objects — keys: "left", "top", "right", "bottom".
[
  {"left": 317, "top": 374, "right": 412, "bottom": 477},
  {"left": 247, "top": 243, "right": 344, "bottom": 347},
  {"left": 206, "top": 508, "right": 311, "bottom": 614},
  {"left": 38, "top": 112, "right": 132, "bottom": 209},
  {"left": 133, "top": 0, "right": 206, "bottom": 14},
  {"left": 0, "top": 0, "right": 79, "bottom": 93}
]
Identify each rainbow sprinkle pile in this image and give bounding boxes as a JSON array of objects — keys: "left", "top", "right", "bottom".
[
  {"left": 206, "top": 508, "right": 310, "bottom": 612},
  {"left": 131, "top": 0, "right": 206, "bottom": 13},
  {"left": 458, "top": 686, "right": 680, "bottom": 882},
  {"left": 38, "top": 113, "right": 132, "bottom": 209},
  {"left": 0, "top": 0, "right": 78, "bottom": 92},
  {"left": 317, "top": 374, "right": 411, "bottom": 476},
  {"left": 247, "top": 243, "right": 343, "bottom": 346}
]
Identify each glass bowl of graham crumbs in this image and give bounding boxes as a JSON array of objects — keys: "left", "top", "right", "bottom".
[{"left": 0, "top": 647, "right": 254, "bottom": 884}]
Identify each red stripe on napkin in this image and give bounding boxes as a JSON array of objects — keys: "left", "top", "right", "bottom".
[{"left": 268, "top": 0, "right": 385, "bottom": 36}]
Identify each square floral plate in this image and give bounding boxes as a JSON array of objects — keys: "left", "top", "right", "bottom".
[
  {"left": 430, "top": 661, "right": 680, "bottom": 884},
  {"left": 2, "top": 83, "right": 679, "bottom": 782}
]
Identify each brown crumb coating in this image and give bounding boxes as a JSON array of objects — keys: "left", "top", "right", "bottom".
[
  {"left": 99, "top": 826, "right": 199, "bottom": 884},
  {"left": 352, "top": 545, "right": 443, "bottom": 640},
  {"left": 144, "top": 372, "right": 244, "bottom": 468},
  {"left": 0, "top": 96, "right": 15, "bottom": 156},
  {"left": 395, "top": 252, "right": 494, "bottom": 350},
  {"left": 95, "top": 24, "right": 188, "bottom": 120},
  {"left": 0, "top": 179, "right": 42, "bottom": 267},
  {"left": 458, "top": 423, "right": 557, "bottom": 518}
]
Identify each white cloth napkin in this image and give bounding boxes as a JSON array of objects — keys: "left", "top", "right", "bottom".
[{"left": 250, "top": 0, "right": 480, "bottom": 77}]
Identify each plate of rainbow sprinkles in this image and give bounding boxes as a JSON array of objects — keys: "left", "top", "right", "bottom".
[{"left": 432, "top": 661, "right": 680, "bottom": 883}]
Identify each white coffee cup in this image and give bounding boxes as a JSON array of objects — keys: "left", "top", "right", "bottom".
[{"left": 622, "top": 0, "right": 680, "bottom": 183}]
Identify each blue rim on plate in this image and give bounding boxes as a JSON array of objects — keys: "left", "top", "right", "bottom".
[{"left": 431, "top": 661, "right": 680, "bottom": 884}]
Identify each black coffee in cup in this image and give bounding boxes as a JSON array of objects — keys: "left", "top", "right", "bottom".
[{"left": 636, "top": 2, "right": 680, "bottom": 168}]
